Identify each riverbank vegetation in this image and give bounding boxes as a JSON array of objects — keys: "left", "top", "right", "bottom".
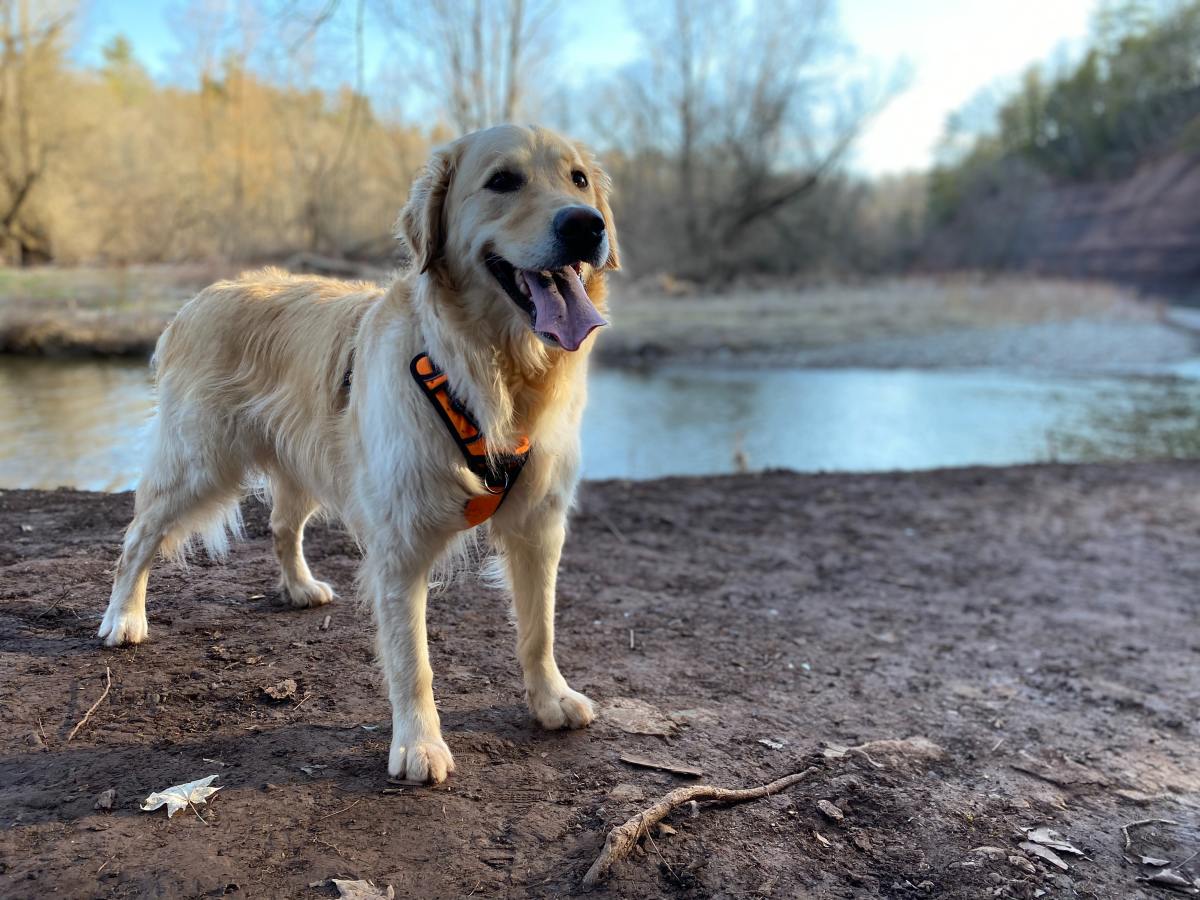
[
  {"left": 4, "top": 0, "right": 914, "bottom": 280},
  {"left": 0, "top": 265, "right": 1169, "bottom": 365},
  {"left": 928, "top": 0, "right": 1200, "bottom": 291},
  {"left": 6, "top": 0, "right": 1200, "bottom": 356}
]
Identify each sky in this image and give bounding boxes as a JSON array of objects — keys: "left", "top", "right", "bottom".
[{"left": 74, "top": 0, "right": 1101, "bottom": 177}]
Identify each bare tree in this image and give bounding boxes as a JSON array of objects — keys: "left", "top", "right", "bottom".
[
  {"left": 376, "top": 0, "right": 559, "bottom": 132},
  {"left": 610, "top": 0, "right": 905, "bottom": 277},
  {"left": 0, "top": 0, "right": 75, "bottom": 263}
]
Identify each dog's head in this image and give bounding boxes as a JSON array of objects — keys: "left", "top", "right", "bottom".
[{"left": 399, "top": 124, "right": 619, "bottom": 353}]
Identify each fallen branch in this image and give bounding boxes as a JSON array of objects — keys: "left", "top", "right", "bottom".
[
  {"left": 582, "top": 766, "right": 820, "bottom": 888},
  {"left": 67, "top": 667, "right": 112, "bottom": 742},
  {"left": 1122, "top": 818, "right": 1183, "bottom": 852}
]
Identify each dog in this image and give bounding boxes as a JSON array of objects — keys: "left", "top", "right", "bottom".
[{"left": 98, "top": 124, "right": 619, "bottom": 783}]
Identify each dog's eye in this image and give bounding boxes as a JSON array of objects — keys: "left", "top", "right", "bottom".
[
  {"left": 485, "top": 170, "right": 523, "bottom": 193},
  {"left": 571, "top": 170, "right": 589, "bottom": 190}
]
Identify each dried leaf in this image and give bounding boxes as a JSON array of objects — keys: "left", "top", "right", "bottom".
[
  {"left": 1137, "top": 868, "right": 1200, "bottom": 894},
  {"left": 619, "top": 753, "right": 702, "bottom": 778},
  {"left": 332, "top": 878, "right": 395, "bottom": 899},
  {"left": 1021, "top": 826, "right": 1084, "bottom": 856},
  {"left": 823, "top": 737, "right": 942, "bottom": 768},
  {"left": 262, "top": 678, "right": 298, "bottom": 701},
  {"left": 852, "top": 737, "right": 943, "bottom": 763},
  {"left": 758, "top": 738, "right": 785, "bottom": 750},
  {"left": 1019, "top": 841, "right": 1069, "bottom": 871},
  {"left": 140, "top": 775, "right": 221, "bottom": 818},
  {"left": 1141, "top": 856, "right": 1173, "bottom": 867}
]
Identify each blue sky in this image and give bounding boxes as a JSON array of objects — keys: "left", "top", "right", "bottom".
[{"left": 74, "top": 0, "right": 1098, "bottom": 176}]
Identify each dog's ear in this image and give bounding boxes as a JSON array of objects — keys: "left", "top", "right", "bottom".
[
  {"left": 579, "top": 144, "right": 620, "bottom": 271},
  {"left": 398, "top": 145, "right": 456, "bottom": 274}
]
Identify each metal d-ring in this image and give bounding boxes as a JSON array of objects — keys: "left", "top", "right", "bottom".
[{"left": 483, "top": 468, "right": 510, "bottom": 494}]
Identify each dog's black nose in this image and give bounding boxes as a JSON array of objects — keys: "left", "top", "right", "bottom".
[{"left": 554, "top": 206, "right": 605, "bottom": 260}]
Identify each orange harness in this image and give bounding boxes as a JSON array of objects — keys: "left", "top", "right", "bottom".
[{"left": 410, "top": 353, "right": 531, "bottom": 529}]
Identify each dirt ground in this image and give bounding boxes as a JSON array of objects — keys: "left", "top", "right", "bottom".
[{"left": 1, "top": 464, "right": 1199, "bottom": 899}]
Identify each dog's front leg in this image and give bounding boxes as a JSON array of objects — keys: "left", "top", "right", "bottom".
[
  {"left": 364, "top": 549, "right": 455, "bottom": 783},
  {"left": 494, "top": 509, "right": 595, "bottom": 730}
]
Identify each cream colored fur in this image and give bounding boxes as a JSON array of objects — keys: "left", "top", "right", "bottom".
[{"left": 98, "top": 125, "right": 619, "bottom": 783}]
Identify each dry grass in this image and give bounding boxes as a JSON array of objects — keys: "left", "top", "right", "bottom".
[
  {"left": 0, "top": 264, "right": 243, "bottom": 356},
  {"left": 0, "top": 266, "right": 1167, "bottom": 360},
  {"left": 600, "top": 273, "right": 1167, "bottom": 365}
]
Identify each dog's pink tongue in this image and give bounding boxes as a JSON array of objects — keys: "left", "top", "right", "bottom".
[{"left": 523, "top": 268, "right": 607, "bottom": 352}]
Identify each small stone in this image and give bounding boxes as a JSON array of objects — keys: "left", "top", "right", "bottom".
[
  {"left": 972, "top": 846, "right": 1007, "bottom": 860},
  {"left": 94, "top": 789, "right": 116, "bottom": 811},
  {"left": 608, "top": 783, "right": 645, "bottom": 803},
  {"left": 816, "top": 799, "right": 844, "bottom": 823},
  {"left": 1008, "top": 855, "right": 1036, "bottom": 874}
]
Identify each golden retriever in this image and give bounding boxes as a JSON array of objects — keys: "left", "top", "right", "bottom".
[{"left": 98, "top": 124, "right": 619, "bottom": 783}]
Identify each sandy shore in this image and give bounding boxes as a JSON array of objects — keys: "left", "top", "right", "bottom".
[{"left": 2, "top": 464, "right": 1197, "bottom": 897}]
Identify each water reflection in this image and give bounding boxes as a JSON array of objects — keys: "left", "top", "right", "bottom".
[
  {"left": 2, "top": 356, "right": 1200, "bottom": 492},
  {"left": 582, "top": 366, "right": 1200, "bottom": 478},
  {"left": 0, "top": 357, "right": 154, "bottom": 492}
]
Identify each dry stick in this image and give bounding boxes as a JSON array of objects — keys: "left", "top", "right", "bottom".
[
  {"left": 844, "top": 745, "right": 883, "bottom": 769},
  {"left": 316, "top": 798, "right": 364, "bottom": 822},
  {"left": 187, "top": 799, "right": 210, "bottom": 826},
  {"left": 594, "top": 509, "right": 629, "bottom": 545},
  {"left": 67, "top": 667, "right": 112, "bottom": 742},
  {"left": 643, "top": 827, "right": 678, "bottom": 883},
  {"left": 1122, "top": 818, "right": 1183, "bottom": 852},
  {"left": 582, "top": 766, "right": 821, "bottom": 888}
]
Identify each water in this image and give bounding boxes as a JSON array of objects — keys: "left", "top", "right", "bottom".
[{"left": 3, "top": 356, "right": 1200, "bottom": 492}]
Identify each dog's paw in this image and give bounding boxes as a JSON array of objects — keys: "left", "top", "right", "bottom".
[
  {"left": 98, "top": 607, "right": 148, "bottom": 647},
  {"left": 528, "top": 685, "right": 595, "bottom": 730},
  {"left": 388, "top": 735, "right": 455, "bottom": 784},
  {"left": 285, "top": 579, "right": 334, "bottom": 609}
]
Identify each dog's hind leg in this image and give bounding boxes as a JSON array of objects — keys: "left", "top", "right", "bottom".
[
  {"left": 269, "top": 474, "right": 333, "bottom": 609},
  {"left": 99, "top": 416, "right": 244, "bottom": 647}
]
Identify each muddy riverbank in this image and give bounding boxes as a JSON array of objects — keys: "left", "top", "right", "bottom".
[{"left": 1, "top": 464, "right": 1197, "bottom": 897}]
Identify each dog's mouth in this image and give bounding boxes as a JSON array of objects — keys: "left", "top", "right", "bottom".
[{"left": 485, "top": 255, "right": 607, "bottom": 352}]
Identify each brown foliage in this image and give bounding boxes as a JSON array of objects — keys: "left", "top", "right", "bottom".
[{"left": 8, "top": 2, "right": 429, "bottom": 266}]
